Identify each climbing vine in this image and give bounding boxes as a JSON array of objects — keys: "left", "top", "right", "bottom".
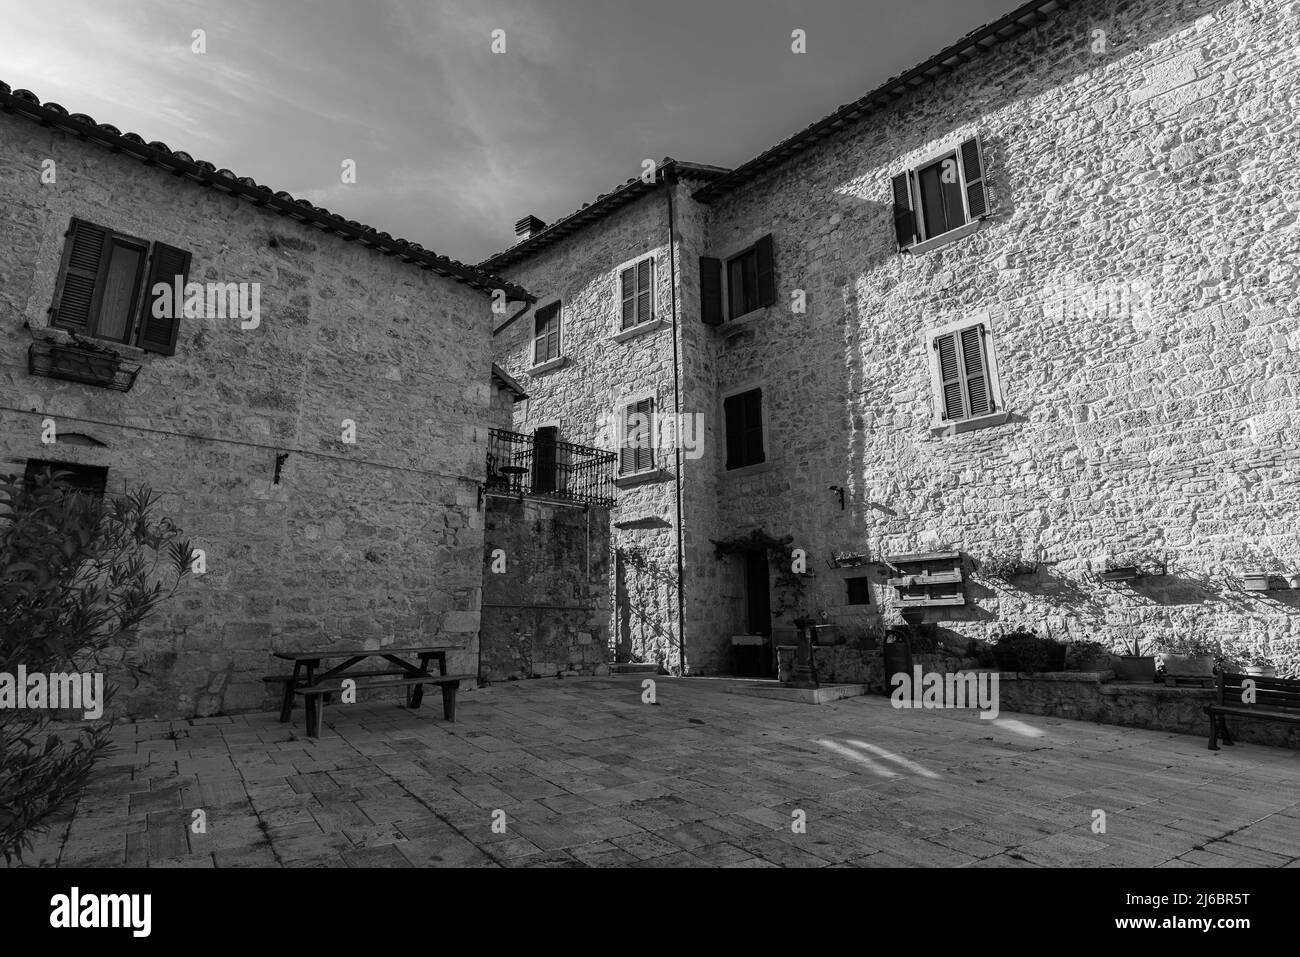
[{"left": 710, "top": 529, "right": 812, "bottom": 619}]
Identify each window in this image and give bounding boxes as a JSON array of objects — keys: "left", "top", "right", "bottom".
[
  {"left": 846, "top": 577, "right": 871, "bottom": 606},
  {"left": 619, "top": 258, "right": 654, "bottom": 329},
  {"left": 533, "top": 302, "right": 561, "bottom": 365},
  {"left": 50, "top": 218, "right": 192, "bottom": 354},
  {"left": 926, "top": 317, "right": 1005, "bottom": 429},
  {"left": 723, "top": 388, "right": 765, "bottom": 469},
  {"left": 892, "top": 136, "right": 987, "bottom": 250},
  {"left": 620, "top": 398, "right": 655, "bottom": 474},
  {"left": 23, "top": 459, "right": 109, "bottom": 498},
  {"left": 700, "top": 235, "right": 775, "bottom": 326}
]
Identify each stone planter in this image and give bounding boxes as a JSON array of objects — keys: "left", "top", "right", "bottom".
[
  {"left": 1071, "top": 654, "right": 1113, "bottom": 672},
  {"left": 1158, "top": 653, "right": 1215, "bottom": 678},
  {"left": 1114, "top": 655, "right": 1156, "bottom": 682},
  {"left": 1101, "top": 566, "right": 1139, "bottom": 582},
  {"left": 1243, "top": 665, "right": 1278, "bottom": 678}
]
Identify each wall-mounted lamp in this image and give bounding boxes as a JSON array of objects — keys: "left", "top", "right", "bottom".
[{"left": 827, "top": 485, "right": 845, "bottom": 510}]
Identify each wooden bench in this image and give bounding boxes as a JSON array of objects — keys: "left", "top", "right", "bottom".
[
  {"left": 1205, "top": 671, "right": 1300, "bottom": 750},
  {"left": 294, "top": 673, "right": 475, "bottom": 738}
]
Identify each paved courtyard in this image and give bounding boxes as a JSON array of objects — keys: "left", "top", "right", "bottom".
[{"left": 16, "top": 676, "right": 1300, "bottom": 868}]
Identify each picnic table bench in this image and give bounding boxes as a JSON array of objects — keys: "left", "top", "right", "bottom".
[
  {"left": 267, "top": 645, "right": 472, "bottom": 738},
  {"left": 1205, "top": 671, "right": 1300, "bottom": 750}
]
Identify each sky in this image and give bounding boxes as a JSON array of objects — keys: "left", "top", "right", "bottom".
[{"left": 1, "top": 0, "right": 1017, "bottom": 264}]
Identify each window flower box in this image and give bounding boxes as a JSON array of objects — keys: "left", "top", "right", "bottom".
[{"left": 28, "top": 339, "right": 139, "bottom": 391}]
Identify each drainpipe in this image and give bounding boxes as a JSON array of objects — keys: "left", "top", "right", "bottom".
[
  {"left": 664, "top": 167, "right": 688, "bottom": 676},
  {"left": 491, "top": 298, "right": 534, "bottom": 338}
]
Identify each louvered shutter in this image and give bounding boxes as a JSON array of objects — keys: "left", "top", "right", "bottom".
[
  {"left": 635, "top": 397, "right": 654, "bottom": 472},
  {"left": 621, "top": 398, "right": 654, "bottom": 474},
  {"left": 960, "top": 136, "right": 987, "bottom": 221},
  {"left": 136, "top": 242, "right": 192, "bottom": 355},
  {"left": 636, "top": 258, "right": 653, "bottom": 325},
  {"left": 50, "top": 219, "right": 109, "bottom": 333},
  {"left": 723, "top": 393, "right": 744, "bottom": 469},
  {"left": 700, "top": 256, "right": 723, "bottom": 325},
  {"left": 620, "top": 267, "right": 636, "bottom": 329},
  {"left": 755, "top": 234, "right": 775, "bottom": 307},
  {"left": 935, "top": 333, "right": 964, "bottom": 420},
  {"left": 891, "top": 172, "right": 917, "bottom": 249},
  {"left": 960, "top": 325, "right": 992, "bottom": 415}
]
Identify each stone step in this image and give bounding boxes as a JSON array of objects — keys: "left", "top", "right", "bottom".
[{"left": 610, "top": 663, "right": 660, "bottom": 674}]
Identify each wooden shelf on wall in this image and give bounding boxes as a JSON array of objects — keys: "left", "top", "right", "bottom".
[{"left": 885, "top": 551, "right": 966, "bottom": 608}]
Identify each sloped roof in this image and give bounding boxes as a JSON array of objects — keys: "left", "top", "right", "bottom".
[
  {"left": 0, "top": 81, "right": 530, "bottom": 300},
  {"left": 477, "top": 158, "right": 729, "bottom": 271},
  {"left": 692, "top": 0, "right": 1071, "bottom": 202}
]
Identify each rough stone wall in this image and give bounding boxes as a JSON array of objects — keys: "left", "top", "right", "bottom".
[
  {"left": 490, "top": 192, "right": 689, "bottom": 671},
  {"left": 480, "top": 497, "right": 610, "bottom": 680},
  {"left": 0, "top": 110, "right": 497, "bottom": 716},
  {"left": 696, "top": 0, "right": 1300, "bottom": 674}
]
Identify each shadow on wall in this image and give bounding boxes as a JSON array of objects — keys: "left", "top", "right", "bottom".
[{"left": 614, "top": 545, "right": 677, "bottom": 669}]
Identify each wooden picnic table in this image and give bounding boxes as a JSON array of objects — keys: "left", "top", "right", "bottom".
[{"left": 270, "top": 644, "right": 467, "bottom": 736}]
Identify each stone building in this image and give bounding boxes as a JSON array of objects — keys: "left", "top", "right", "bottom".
[
  {"left": 0, "top": 82, "right": 537, "bottom": 716},
  {"left": 487, "top": 0, "right": 1300, "bottom": 677}
]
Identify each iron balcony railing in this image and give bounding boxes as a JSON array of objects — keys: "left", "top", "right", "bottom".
[{"left": 486, "top": 428, "right": 617, "bottom": 508}]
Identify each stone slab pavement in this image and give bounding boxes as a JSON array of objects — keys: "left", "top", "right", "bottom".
[{"left": 11, "top": 676, "right": 1300, "bottom": 868}]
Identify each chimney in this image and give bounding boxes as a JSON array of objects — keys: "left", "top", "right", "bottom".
[{"left": 514, "top": 214, "right": 547, "bottom": 242}]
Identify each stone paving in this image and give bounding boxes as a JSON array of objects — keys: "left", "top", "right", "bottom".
[{"left": 13, "top": 676, "right": 1300, "bottom": 868}]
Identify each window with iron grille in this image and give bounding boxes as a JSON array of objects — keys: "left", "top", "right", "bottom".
[
  {"left": 23, "top": 459, "right": 109, "bottom": 498},
  {"left": 533, "top": 302, "right": 561, "bottom": 365},
  {"left": 619, "top": 258, "right": 654, "bottom": 329},
  {"left": 891, "top": 136, "right": 987, "bottom": 251}
]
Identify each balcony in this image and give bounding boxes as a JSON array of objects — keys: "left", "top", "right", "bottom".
[{"left": 486, "top": 428, "right": 616, "bottom": 508}]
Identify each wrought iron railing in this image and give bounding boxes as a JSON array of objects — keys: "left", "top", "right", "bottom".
[{"left": 486, "top": 428, "right": 616, "bottom": 508}]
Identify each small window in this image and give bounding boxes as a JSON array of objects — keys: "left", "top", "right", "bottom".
[
  {"left": 892, "top": 136, "right": 987, "bottom": 250},
  {"left": 619, "top": 258, "right": 654, "bottom": 329},
  {"left": 50, "top": 218, "right": 192, "bottom": 354},
  {"left": 723, "top": 388, "right": 765, "bottom": 470},
  {"left": 846, "top": 577, "right": 871, "bottom": 606},
  {"left": 23, "top": 459, "right": 109, "bottom": 498},
  {"left": 928, "top": 320, "right": 1002, "bottom": 425},
  {"left": 533, "top": 302, "right": 561, "bottom": 365},
  {"left": 620, "top": 398, "right": 655, "bottom": 474}
]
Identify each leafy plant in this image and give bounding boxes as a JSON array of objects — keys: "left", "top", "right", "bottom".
[
  {"left": 1105, "top": 548, "right": 1173, "bottom": 574},
  {"left": 1241, "top": 550, "right": 1287, "bottom": 574},
  {"left": 1065, "top": 639, "right": 1111, "bottom": 668},
  {"left": 975, "top": 547, "right": 1039, "bottom": 580},
  {"left": 992, "top": 629, "right": 1066, "bottom": 673},
  {"left": 0, "top": 471, "right": 193, "bottom": 862}
]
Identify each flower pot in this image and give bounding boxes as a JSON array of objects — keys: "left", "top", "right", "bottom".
[
  {"left": 1157, "top": 653, "right": 1215, "bottom": 679},
  {"left": 1072, "top": 655, "right": 1113, "bottom": 672},
  {"left": 1243, "top": 665, "right": 1277, "bottom": 678},
  {"left": 1243, "top": 572, "right": 1270, "bottom": 592},
  {"left": 1101, "top": 566, "right": 1139, "bottom": 582},
  {"left": 1114, "top": 655, "right": 1156, "bottom": 682}
]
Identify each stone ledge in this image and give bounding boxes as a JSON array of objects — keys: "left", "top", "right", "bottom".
[
  {"left": 996, "top": 670, "right": 1113, "bottom": 682},
  {"left": 729, "top": 682, "right": 869, "bottom": 704}
]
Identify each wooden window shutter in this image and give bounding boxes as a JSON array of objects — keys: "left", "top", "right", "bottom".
[
  {"left": 621, "top": 398, "right": 654, "bottom": 474},
  {"left": 636, "top": 397, "right": 654, "bottom": 472},
  {"left": 960, "top": 136, "right": 987, "bottom": 221},
  {"left": 891, "top": 172, "right": 917, "bottom": 249},
  {"left": 620, "top": 266, "right": 636, "bottom": 329},
  {"left": 533, "top": 302, "right": 560, "bottom": 364},
  {"left": 960, "top": 325, "right": 993, "bottom": 416},
  {"left": 934, "top": 332, "right": 964, "bottom": 420},
  {"left": 50, "top": 219, "right": 109, "bottom": 333},
  {"left": 754, "top": 234, "right": 776, "bottom": 307},
  {"left": 136, "top": 242, "right": 192, "bottom": 355},
  {"left": 700, "top": 256, "right": 723, "bottom": 326},
  {"left": 636, "top": 258, "right": 653, "bottom": 325}
]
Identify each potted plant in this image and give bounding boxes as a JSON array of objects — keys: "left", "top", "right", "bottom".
[
  {"left": 1155, "top": 632, "right": 1219, "bottom": 682},
  {"left": 1112, "top": 632, "right": 1157, "bottom": 682},
  {"left": 1242, "top": 553, "right": 1287, "bottom": 592},
  {"left": 975, "top": 547, "right": 1040, "bottom": 580},
  {"left": 1065, "top": 639, "right": 1112, "bottom": 672},
  {"left": 1242, "top": 654, "right": 1277, "bottom": 678},
  {"left": 1101, "top": 548, "right": 1171, "bottom": 582}
]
